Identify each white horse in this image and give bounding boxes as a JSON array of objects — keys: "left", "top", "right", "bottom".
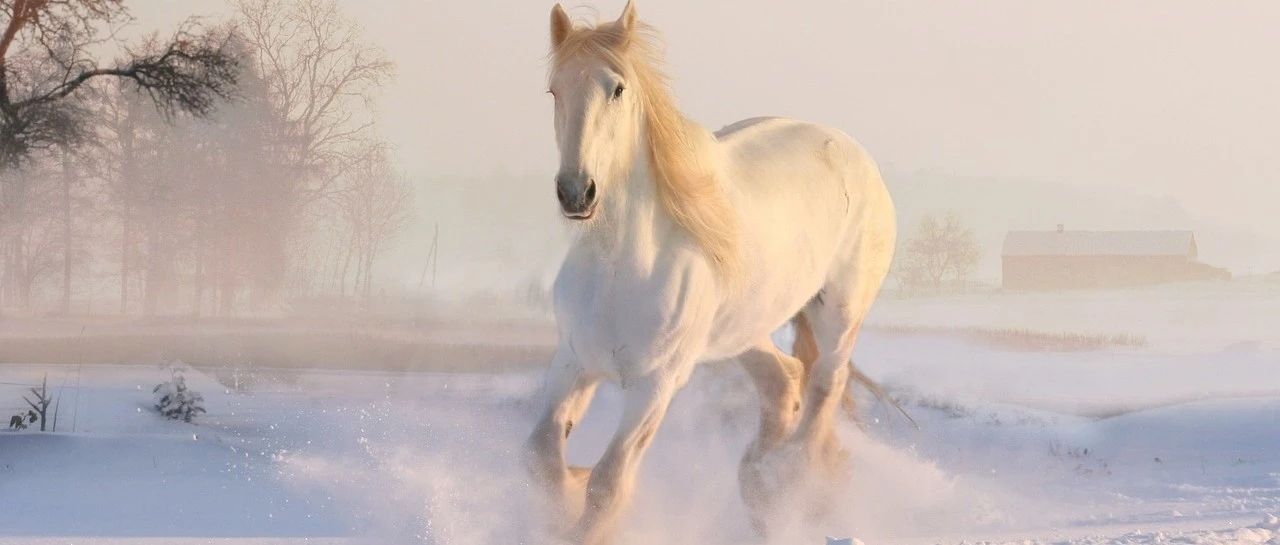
[{"left": 525, "top": 2, "right": 896, "bottom": 542}]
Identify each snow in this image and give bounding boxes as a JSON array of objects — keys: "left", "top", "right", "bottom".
[{"left": 0, "top": 284, "right": 1277, "bottom": 544}]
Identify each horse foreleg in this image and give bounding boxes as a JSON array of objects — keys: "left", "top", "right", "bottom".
[
  {"left": 570, "top": 372, "right": 677, "bottom": 545},
  {"left": 525, "top": 353, "right": 599, "bottom": 526}
]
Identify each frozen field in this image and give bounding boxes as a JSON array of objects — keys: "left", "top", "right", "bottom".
[{"left": 1, "top": 282, "right": 1278, "bottom": 544}]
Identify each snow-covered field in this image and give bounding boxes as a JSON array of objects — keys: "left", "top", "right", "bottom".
[{"left": 1, "top": 281, "right": 1278, "bottom": 544}]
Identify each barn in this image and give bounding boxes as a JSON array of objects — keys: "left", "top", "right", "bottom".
[{"left": 1002, "top": 228, "right": 1230, "bottom": 290}]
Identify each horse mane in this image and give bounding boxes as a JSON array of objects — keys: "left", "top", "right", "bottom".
[{"left": 551, "top": 16, "right": 742, "bottom": 284}]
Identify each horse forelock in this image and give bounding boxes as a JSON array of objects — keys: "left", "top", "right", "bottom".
[{"left": 550, "top": 19, "right": 743, "bottom": 286}]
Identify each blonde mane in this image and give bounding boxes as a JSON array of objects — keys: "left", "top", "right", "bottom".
[{"left": 551, "top": 17, "right": 742, "bottom": 284}]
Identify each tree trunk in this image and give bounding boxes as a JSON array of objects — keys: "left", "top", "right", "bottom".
[
  {"left": 217, "top": 241, "right": 235, "bottom": 316},
  {"left": 1, "top": 240, "right": 12, "bottom": 308},
  {"left": 60, "top": 148, "right": 73, "bottom": 315},
  {"left": 338, "top": 231, "right": 355, "bottom": 297},
  {"left": 118, "top": 108, "right": 136, "bottom": 315},
  {"left": 120, "top": 208, "right": 130, "bottom": 314},
  {"left": 15, "top": 232, "right": 31, "bottom": 309},
  {"left": 143, "top": 217, "right": 159, "bottom": 316},
  {"left": 1, "top": 240, "right": 10, "bottom": 308},
  {"left": 219, "top": 277, "right": 234, "bottom": 316},
  {"left": 191, "top": 222, "right": 204, "bottom": 317},
  {"left": 362, "top": 252, "right": 374, "bottom": 305}
]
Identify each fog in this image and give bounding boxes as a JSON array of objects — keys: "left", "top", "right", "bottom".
[
  {"left": 2, "top": 2, "right": 1279, "bottom": 544},
  {"left": 135, "top": 0, "right": 1280, "bottom": 291}
]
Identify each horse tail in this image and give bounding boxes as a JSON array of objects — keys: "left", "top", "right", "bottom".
[{"left": 845, "top": 361, "right": 917, "bottom": 429}]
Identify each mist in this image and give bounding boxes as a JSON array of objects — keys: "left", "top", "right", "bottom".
[
  {"left": 127, "top": 0, "right": 1280, "bottom": 294},
  {"left": 1, "top": 2, "right": 1278, "bottom": 545},
  {"left": 299, "top": 0, "right": 1280, "bottom": 287}
]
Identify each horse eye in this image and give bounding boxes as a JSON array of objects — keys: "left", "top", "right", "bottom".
[{"left": 612, "top": 84, "right": 625, "bottom": 99}]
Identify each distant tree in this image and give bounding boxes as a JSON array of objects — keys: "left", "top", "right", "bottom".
[
  {"left": 332, "top": 146, "right": 412, "bottom": 303},
  {"left": 0, "top": 1, "right": 406, "bottom": 315},
  {"left": 0, "top": 138, "right": 95, "bottom": 313},
  {"left": 0, "top": 0, "right": 239, "bottom": 169},
  {"left": 97, "top": 82, "right": 176, "bottom": 314},
  {"left": 0, "top": 1, "right": 239, "bottom": 313},
  {"left": 233, "top": 0, "right": 395, "bottom": 298},
  {"left": 98, "top": 54, "right": 293, "bottom": 316},
  {"left": 233, "top": 0, "right": 393, "bottom": 201},
  {"left": 56, "top": 144, "right": 83, "bottom": 314},
  {"left": 0, "top": 158, "right": 61, "bottom": 308},
  {"left": 188, "top": 61, "right": 297, "bottom": 315},
  {"left": 896, "top": 211, "right": 981, "bottom": 294}
]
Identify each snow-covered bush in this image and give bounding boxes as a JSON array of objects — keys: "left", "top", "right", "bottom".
[{"left": 153, "top": 369, "right": 207, "bottom": 423}]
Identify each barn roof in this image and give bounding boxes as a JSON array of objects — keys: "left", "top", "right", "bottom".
[{"left": 1002, "top": 230, "right": 1197, "bottom": 258}]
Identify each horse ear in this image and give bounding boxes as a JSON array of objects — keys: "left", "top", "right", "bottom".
[
  {"left": 550, "top": 4, "right": 572, "bottom": 48},
  {"left": 617, "top": 0, "right": 637, "bottom": 34}
]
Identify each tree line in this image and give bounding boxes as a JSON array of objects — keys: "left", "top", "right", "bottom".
[{"left": 0, "top": 0, "right": 412, "bottom": 316}]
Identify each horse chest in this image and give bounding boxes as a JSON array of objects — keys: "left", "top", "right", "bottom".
[{"left": 553, "top": 253, "right": 714, "bottom": 377}]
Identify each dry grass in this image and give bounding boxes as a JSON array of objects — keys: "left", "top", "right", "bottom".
[
  {"left": 874, "top": 324, "right": 1147, "bottom": 352},
  {"left": 0, "top": 332, "right": 556, "bottom": 372},
  {"left": 0, "top": 317, "right": 557, "bottom": 373}
]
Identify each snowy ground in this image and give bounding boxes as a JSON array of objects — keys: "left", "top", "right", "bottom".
[{"left": 1, "top": 282, "right": 1278, "bottom": 544}]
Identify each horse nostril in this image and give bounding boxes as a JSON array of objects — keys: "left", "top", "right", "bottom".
[
  {"left": 556, "top": 184, "right": 567, "bottom": 205},
  {"left": 585, "top": 180, "right": 596, "bottom": 203}
]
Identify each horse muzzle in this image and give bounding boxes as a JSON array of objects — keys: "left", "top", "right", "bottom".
[{"left": 556, "top": 176, "right": 598, "bottom": 220}]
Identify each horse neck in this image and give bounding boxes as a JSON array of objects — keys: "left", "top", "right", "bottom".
[{"left": 586, "top": 129, "right": 678, "bottom": 271}]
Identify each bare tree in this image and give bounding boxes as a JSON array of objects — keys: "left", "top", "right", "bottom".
[
  {"left": 0, "top": 2, "right": 239, "bottom": 312},
  {"left": 96, "top": 56, "right": 294, "bottom": 316},
  {"left": 233, "top": 0, "right": 393, "bottom": 201},
  {"left": 191, "top": 62, "right": 296, "bottom": 315},
  {"left": 55, "top": 141, "right": 94, "bottom": 313},
  {"left": 0, "top": 2, "right": 405, "bottom": 316},
  {"left": 895, "top": 211, "right": 981, "bottom": 295},
  {"left": 333, "top": 146, "right": 411, "bottom": 303},
  {"left": 23, "top": 373, "right": 52, "bottom": 431},
  {"left": 97, "top": 84, "right": 152, "bottom": 313},
  {"left": 0, "top": 157, "right": 60, "bottom": 309},
  {"left": 58, "top": 144, "right": 72, "bottom": 312},
  {"left": 0, "top": 0, "right": 239, "bottom": 169},
  {"left": 233, "top": 0, "right": 395, "bottom": 303}
]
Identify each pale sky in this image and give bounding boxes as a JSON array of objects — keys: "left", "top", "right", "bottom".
[{"left": 130, "top": 1, "right": 1280, "bottom": 286}]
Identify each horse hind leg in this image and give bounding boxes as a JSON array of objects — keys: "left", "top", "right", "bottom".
[
  {"left": 792, "top": 284, "right": 883, "bottom": 481},
  {"left": 739, "top": 306, "right": 867, "bottom": 533},
  {"left": 736, "top": 338, "right": 806, "bottom": 533}
]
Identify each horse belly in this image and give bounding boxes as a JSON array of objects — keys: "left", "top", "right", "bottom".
[
  {"left": 702, "top": 213, "right": 843, "bottom": 360},
  {"left": 702, "top": 278, "right": 820, "bottom": 360}
]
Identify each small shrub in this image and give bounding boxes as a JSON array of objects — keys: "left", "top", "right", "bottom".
[
  {"left": 153, "top": 369, "right": 207, "bottom": 423},
  {"left": 8, "top": 411, "right": 35, "bottom": 430}
]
